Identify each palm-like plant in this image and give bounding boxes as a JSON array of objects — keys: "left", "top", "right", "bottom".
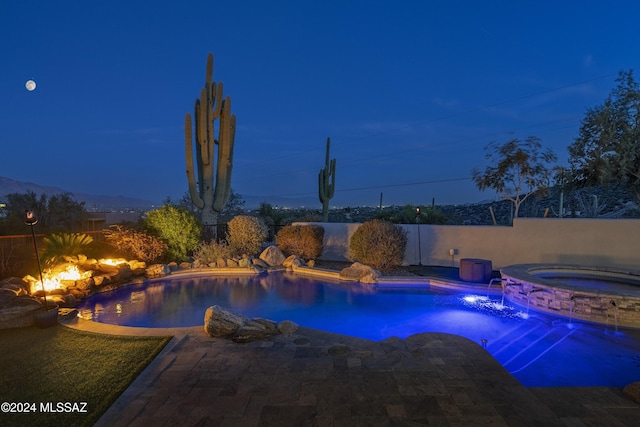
[{"left": 41, "top": 233, "right": 94, "bottom": 266}]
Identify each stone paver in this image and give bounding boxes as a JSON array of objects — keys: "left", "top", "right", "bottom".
[{"left": 64, "top": 318, "right": 640, "bottom": 427}]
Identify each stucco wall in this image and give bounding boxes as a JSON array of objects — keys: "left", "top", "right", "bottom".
[{"left": 303, "top": 218, "right": 640, "bottom": 269}]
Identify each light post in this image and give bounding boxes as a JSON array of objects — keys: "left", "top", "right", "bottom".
[
  {"left": 25, "top": 209, "right": 49, "bottom": 311},
  {"left": 416, "top": 207, "right": 422, "bottom": 266}
]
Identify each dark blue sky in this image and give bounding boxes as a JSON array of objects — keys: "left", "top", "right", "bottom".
[{"left": 1, "top": 1, "right": 638, "bottom": 208}]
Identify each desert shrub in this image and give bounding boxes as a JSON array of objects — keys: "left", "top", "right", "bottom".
[
  {"left": 144, "top": 205, "right": 201, "bottom": 262},
  {"left": 103, "top": 225, "right": 167, "bottom": 263},
  {"left": 41, "top": 232, "right": 94, "bottom": 267},
  {"left": 193, "top": 240, "right": 232, "bottom": 265},
  {"left": 276, "top": 224, "right": 324, "bottom": 259},
  {"left": 226, "top": 215, "right": 268, "bottom": 256},
  {"left": 349, "top": 219, "right": 407, "bottom": 271}
]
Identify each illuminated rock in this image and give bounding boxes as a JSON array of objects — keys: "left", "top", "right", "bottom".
[
  {"left": 204, "top": 305, "right": 298, "bottom": 342},
  {"left": 145, "top": 264, "right": 170, "bottom": 278},
  {"left": 339, "top": 262, "right": 380, "bottom": 284},
  {"left": 204, "top": 305, "right": 248, "bottom": 337},
  {"left": 283, "top": 255, "right": 304, "bottom": 270},
  {"left": 259, "top": 245, "right": 286, "bottom": 267}
]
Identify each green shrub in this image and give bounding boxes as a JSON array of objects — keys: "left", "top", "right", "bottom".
[
  {"left": 144, "top": 205, "right": 201, "bottom": 262},
  {"left": 41, "top": 232, "right": 94, "bottom": 266},
  {"left": 104, "top": 225, "right": 168, "bottom": 263},
  {"left": 349, "top": 219, "right": 407, "bottom": 271},
  {"left": 276, "top": 224, "right": 324, "bottom": 259},
  {"left": 226, "top": 215, "right": 267, "bottom": 256},
  {"left": 193, "top": 240, "right": 232, "bottom": 265}
]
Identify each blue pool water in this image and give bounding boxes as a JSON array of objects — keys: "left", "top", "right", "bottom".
[{"left": 76, "top": 272, "right": 640, "bottom": 387}]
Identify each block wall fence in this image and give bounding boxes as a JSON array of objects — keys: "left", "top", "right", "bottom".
[{"left": 300, "top": 218, "right": 640, "bottom": 270}]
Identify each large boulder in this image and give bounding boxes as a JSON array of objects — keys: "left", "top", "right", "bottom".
[
  {"left": 0, "top": 295, "right": 43, "bottom": 329},
  {"left": 259, "top": 246, "right": 286, "bottom": 267},
  {"left": 339, "top": 262, "right": 380, "bottom": 284},
  {"left": 204, "top": 305, "right": 249, "bottom": 337},
  {"left": 204, "top": 306, "right": 298, "bottom": 343}
]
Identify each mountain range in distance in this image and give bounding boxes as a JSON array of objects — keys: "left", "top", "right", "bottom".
[{"left": 0, "top": 176, "right": 159, "bottom": 211}]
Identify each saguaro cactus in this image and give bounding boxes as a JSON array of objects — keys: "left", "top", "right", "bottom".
[
  {"left": 318, "top": 137, "right": 336, "bottom": 222},
  {"left": 185, "top": 53, "right": 236, "bottom": 236}
]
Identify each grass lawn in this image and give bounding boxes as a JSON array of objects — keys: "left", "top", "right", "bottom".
[{"left": 0, "top": 324, "right": 171, "bottom": 427}]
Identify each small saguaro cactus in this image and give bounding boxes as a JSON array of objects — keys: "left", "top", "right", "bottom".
[
  {"left": 318, "top": 137, "right": 336, "bottom": 222},
  {"left": 185, "top": 53, "right": 236, "bottom": 237}
]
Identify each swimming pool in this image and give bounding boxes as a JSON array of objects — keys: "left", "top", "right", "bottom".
[{"left": 76, "top": 272, "right": 640, "bottom": 387}]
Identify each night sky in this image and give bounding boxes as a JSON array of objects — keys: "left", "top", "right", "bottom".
[{"left": 2, "top": 1, "right": 638, "bottom": 208}]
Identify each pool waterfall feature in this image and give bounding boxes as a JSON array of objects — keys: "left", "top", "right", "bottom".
[{"left": 500, "top": 264, "right": 640, "bottom": 329}]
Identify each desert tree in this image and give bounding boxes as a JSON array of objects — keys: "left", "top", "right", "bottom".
[
  {"left": 568, "top": 69, "right": 640, "bottom": 199},
  {"left": 472, "top": 136, "right": 557, "bottom": 220}
]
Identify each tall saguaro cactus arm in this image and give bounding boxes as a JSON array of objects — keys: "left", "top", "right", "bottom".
[
  {"left": 318, "top": 137, "right": 336, "bottom": 221},
  {"left": 184, "top": 53, "right": 236, "bottom": 233}
]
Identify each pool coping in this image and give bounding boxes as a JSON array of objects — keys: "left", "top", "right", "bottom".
[{"left": 501, "top": 263, "right": 640, "bottom": 297}]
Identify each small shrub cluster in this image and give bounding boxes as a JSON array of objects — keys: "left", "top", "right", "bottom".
[
  {"left": 192, "top": 240, "right": 232, "bottom": 265},
  {"left": 226, "top": 215, "right": 268, "bottom": 256},
  {"left": 144, "top": 205, "right": 201, "bottom": 262},
  {"left": 276, "top": 224, "right": 324, "bottom": 259},
  {"left": 104, "top": 225, "right": 167, "bottom": 263},
  {"left": 349, "top": 219, "right": 407, "bottom": 271}
]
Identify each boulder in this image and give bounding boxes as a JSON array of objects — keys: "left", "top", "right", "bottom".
[
  {"left": 259, "top": 246, "right": 286, "bottom": 267},
  {"left": 252, "top": 258, "right": 269, "bottom": 269},
  {"left": 129, "top": 260, "right": 146, "bottom": 270},
  {"left": 339, "top": 267, "right": 362, "bottom": 281},
  {"left": 233, "top": 319, "right": 277, "bottom": 343},
  {"left": 283, "top": 255, "right": 304, "bottom": 270},
  {"left": 146, "top": 264, "right": 170, "bottom": 279},
  {"left": 203, "top": 306, "right": 298, "bottom": 342},
  {"left": 251, "top": 318, "right": 279, "bottom": 333},
  {"left": 339, "top": 262, "right": 380, "bottom": 284},
  {"left": 0, "top": 296, "right": 42, "bottom": 329},
  {"left": 277, "top": 319, "right": 299, "bottom": 334},
  {"left": 2, "top": 284, "right": 27, "bottom": 297},
  {"left": 178, "top": 262, "right": 193, "bottom": 270},
  {"left": 93, "top": 275, "right": 109, "bottom": 287},
  {"left": 75, "top": 277, "right": 95, "bottom": 291},
  {"left": 204, "top": 305, "right": 249, "bottom": 337},
  {"left": 0, "top": 278, "right": 30, "bottom": 295},
  {"left": 238, "top": 255, "right": 252, "bottom": 268}
]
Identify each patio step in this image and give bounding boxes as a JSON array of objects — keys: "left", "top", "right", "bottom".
[{"left": 487, "top": 320, "right": 580, "bottom": 374}]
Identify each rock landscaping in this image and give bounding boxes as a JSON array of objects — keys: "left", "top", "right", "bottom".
[{"left": 0, "top": 245, "right": 380, "bottom": 330}]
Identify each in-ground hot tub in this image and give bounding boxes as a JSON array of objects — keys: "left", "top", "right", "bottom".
[{"left": 500, "top": 264, "right": 640, "bottom": 328}]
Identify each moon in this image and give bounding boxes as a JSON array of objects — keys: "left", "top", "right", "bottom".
[{"left": 25, "top": 80, "right": 36, "bottom": 91}]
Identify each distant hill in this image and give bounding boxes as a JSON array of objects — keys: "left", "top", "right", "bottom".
[{"left": 0, "top": 176, "right": 157, "bottom": 211}]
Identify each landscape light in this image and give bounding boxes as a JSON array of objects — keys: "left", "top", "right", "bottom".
[{"left": 25, "top": 209, "right": 48, "bottom": 311}]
